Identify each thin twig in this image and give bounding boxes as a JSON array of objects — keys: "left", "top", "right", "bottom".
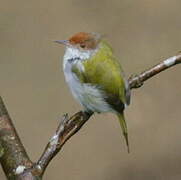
[
  {"left": 36, "top": 53, "right": 181, "bottom": 176},
  {"left": 129, "top": 53, "right": 181, "bottom": 89}
]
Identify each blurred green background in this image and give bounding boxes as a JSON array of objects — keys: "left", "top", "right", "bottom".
[{"left": 0, "top": 0, "right": 181, "bottom": 179}]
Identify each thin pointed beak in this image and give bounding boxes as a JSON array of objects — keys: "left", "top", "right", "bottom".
[{"left": 54, "top": 40, "right": 69, "bottom": 46}]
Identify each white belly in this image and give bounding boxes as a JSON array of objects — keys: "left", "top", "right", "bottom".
[
  {"left": 71, "top": 81, "right": 111, "bottom": 113},
  {"left": 63, "top": 62, "right": 111, "bottom": 113}
]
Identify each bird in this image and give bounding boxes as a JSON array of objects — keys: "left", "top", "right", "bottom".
[{"left": 55, "top": 32, "right": 131, "bottom": 152}]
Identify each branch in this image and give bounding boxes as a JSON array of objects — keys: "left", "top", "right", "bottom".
[
  {"left": 129, "top": 53, "right": 181, "bottom": 89},
  {"left": 37, "top": 111, "right": 92, "bottom": 175},
  {"left": 36, "top": 53, "right": 181, "bottom": 176},
  {"left": 0, "top": 53, "right": 180, "bottom": 178},
  {"left": 0, "top": 96, "right": 33, "bottom": 179}
]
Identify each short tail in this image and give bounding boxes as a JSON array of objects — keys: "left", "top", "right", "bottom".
[{"left": 117, "top": 113, "right": 130, "bottom": 153}]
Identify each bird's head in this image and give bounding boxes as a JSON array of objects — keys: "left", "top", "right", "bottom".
[{"left": 55, "top": 32, "right": 101, "bottom": 51}]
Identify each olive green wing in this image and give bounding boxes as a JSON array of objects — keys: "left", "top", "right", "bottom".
[{"left": 82, "top": 40, "right": 128, "bottom": 109}]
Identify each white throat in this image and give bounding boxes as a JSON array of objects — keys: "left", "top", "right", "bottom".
[{"left": 63, "top": 46, "right": 97, "bottom": 69}]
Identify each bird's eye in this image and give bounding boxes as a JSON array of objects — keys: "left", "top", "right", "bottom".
[{"left": 80, "top": 44, "right": 85, "bottom": 48}]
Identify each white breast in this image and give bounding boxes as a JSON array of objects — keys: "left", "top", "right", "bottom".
[{"left": 62, "top": 47, "right": 112, "bottom": 113}]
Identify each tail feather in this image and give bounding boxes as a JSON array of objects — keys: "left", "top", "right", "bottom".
[{"left": 117, "top": 113, "right": 130, "bottom": 153}]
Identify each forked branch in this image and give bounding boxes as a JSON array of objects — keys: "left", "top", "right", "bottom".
[{"left": 0, "top": 53, "right": 180, "bottom": 179}]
